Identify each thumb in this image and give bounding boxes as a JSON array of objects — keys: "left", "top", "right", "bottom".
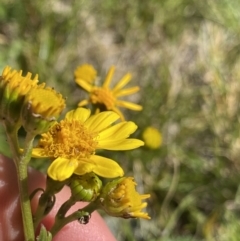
[{"left": 0, "top": 155, "right": 117, "bottom": 241}]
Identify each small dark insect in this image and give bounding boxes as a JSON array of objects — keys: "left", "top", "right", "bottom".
[{"left": 78, "top": 214, "right": 91, "bottom": 225}]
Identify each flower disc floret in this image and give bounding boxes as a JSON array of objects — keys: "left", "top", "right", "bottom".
[
  {"left": 90, "top": 87, "right": 116, "bottom": 110},
  {"left": 39, "top": 118, "right": 98, "bottom": 159},
  {"left": 31, "top": 108, "right": 144, "bottom": 181}
]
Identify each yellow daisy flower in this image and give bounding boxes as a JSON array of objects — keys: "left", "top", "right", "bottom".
[
  {"left": 74, "top": 64, "right": 97, "bottom": 84},
  {"left": 31, "top": 107, "right": 144, "bottom": 181},
  {"left": 75, "top": 65, "right": 142, "bottom": 121},
  {"left": 98, "top": 177, "right": 151, "bottom": 220}
]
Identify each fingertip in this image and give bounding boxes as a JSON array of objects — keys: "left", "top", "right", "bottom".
[
  {"left": 41, "top": 186, "right": 117, "bottom": 241},
  {"left": 28, "top": 166, "right": 116, "bottom": 241},
  {"left": 0, "top": 154, "right": 117, "bottom": 241}
]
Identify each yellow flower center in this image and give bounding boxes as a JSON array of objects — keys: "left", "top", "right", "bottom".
[
  {"left": 90, "top": 87, "right": 116, "bottom": 110},
  {"left": 39, "top": 119, "right": 98, "bottom": 159}
]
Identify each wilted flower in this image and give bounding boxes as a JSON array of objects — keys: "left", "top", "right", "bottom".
[{"left": 98, "top": 177, "right": 150, "bottom": 219}]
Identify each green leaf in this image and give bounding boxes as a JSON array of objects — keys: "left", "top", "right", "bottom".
[{"left": 36, "top": 225, "right": 52, "bottom": 241}]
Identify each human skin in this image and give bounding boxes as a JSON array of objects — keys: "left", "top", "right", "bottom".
[{"left": 0, "top": 155, "right": 117, "bottom": 241}]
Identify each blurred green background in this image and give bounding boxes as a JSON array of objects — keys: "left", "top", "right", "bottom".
[{"left": 1, "top": 0, "right": 240, "bottom": 240}]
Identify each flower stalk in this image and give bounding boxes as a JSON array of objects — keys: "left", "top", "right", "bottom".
[
  {"left": 33, "top": 177, "right": 66, "bottom": 230},
  {"left": 33, "top": 191, "right": 56, "bottom": 231},
  {"left": 50, "top": 202, "right": 97, "bottom": 237},
  {"left": 5, "top": 125, "right": 35, "bottom": 241}
]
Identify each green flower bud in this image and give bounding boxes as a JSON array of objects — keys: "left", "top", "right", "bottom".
[{"left": 69, "top": 173, "right": 102, "bottom": 202}]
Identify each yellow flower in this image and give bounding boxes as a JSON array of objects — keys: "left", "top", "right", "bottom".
[
  {"left": 98, "top": 177, "right": 151, "bottom": 220},
  {"left": 21, "top": 86, "right": 66, "bottom": 135},
  {"left": 74, "top": 64, "right": 97, "bottom": 84},
  {"left": 31, "top": 107, "right": 144, "bottom": 181},
  {"left": 0, "top": 66, "right": 39, "bottom": 126},
  {"left": 76, "top": 65, "right": 142, "bottom": 121},
  {"left": 142, "top": 127, "right": 162, "bottom": 149}
]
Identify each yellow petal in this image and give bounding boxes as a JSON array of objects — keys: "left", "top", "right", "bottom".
[
  {"left": 90, "top": 155, "right": 124, "bottom": 178},
  {"left": 116, "top": 100, "right": 143, "bottom": 111},
  {"left": 74, "top": 64, "right": 97, "bottom": 83},
  {"left": 47, "top": 158, "right": 78, "bottom": 181},
  {"left": 112, "top": 73, "right": 132, "bottom": 92},
  {"left": 73, "top": 159, "right": 96, "bottom": 175},
  {"left": 97, "top": 139, "right": 144, "bottom": 150},
  {"left": 111, "top": 107, "right": 125, "bottom": 121},
  {"left": 31, "top": 148, "right": 49, "bottom": 158},
  {"left": 78, "top": 99, "right": 89, "bottom": 107},
  {"left": 65, "top": 108, "right": 91, "bottom": 122},
  {"left": 114, "top": 86, "right": 140, "bottom": 97},
  {"left": 74, "top": 156, "right": 124, "bottom": 178},
  {"left": 75, "top": 78, "right": 93, "bottom": 92},
  {"left": 103, "top": 66, "right": 115, "bottom": 88},
  {"left": 98, "top": 121, "right": 137, "bottom": 140},
  {"left": 84, "top": 111, "right": 120, "bottom": 132}
]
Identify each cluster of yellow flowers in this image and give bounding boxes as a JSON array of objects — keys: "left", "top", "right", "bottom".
[
  {"left": 0, "top": 66, "right": 65, "bottom": 133},
  {"left": 0, "top": 64, "right": 151, "bottom": 240}
]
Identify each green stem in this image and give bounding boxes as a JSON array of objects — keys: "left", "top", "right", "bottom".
[
  {"left": 5, "top": 125, "right": 35, "bottom": 241},
  {"left": 17, "top": 157, "right": 35, "bottom": 241},
  {"left": 33, "top": 177, "right": 66, "bottom": 230},
  {"left": 33, "top": 191, "right": 55, "bottom": 230},
  {"left": 56, "top": 196, "right": 76, "bottom": 219},
  {"left": 50, "top": 202, "right": 97, "bottom": 237},
  {"left": 22, "top": 132, "right": 35, "bottom": 164}
]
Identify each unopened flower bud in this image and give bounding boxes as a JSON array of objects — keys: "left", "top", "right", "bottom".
[{"left": 69, "top": 173, "right": 102, "bottom": 202}]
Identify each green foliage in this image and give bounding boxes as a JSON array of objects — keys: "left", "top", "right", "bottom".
[{"left": 1, "top": 0, "right": 240, "bottom": 240}]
